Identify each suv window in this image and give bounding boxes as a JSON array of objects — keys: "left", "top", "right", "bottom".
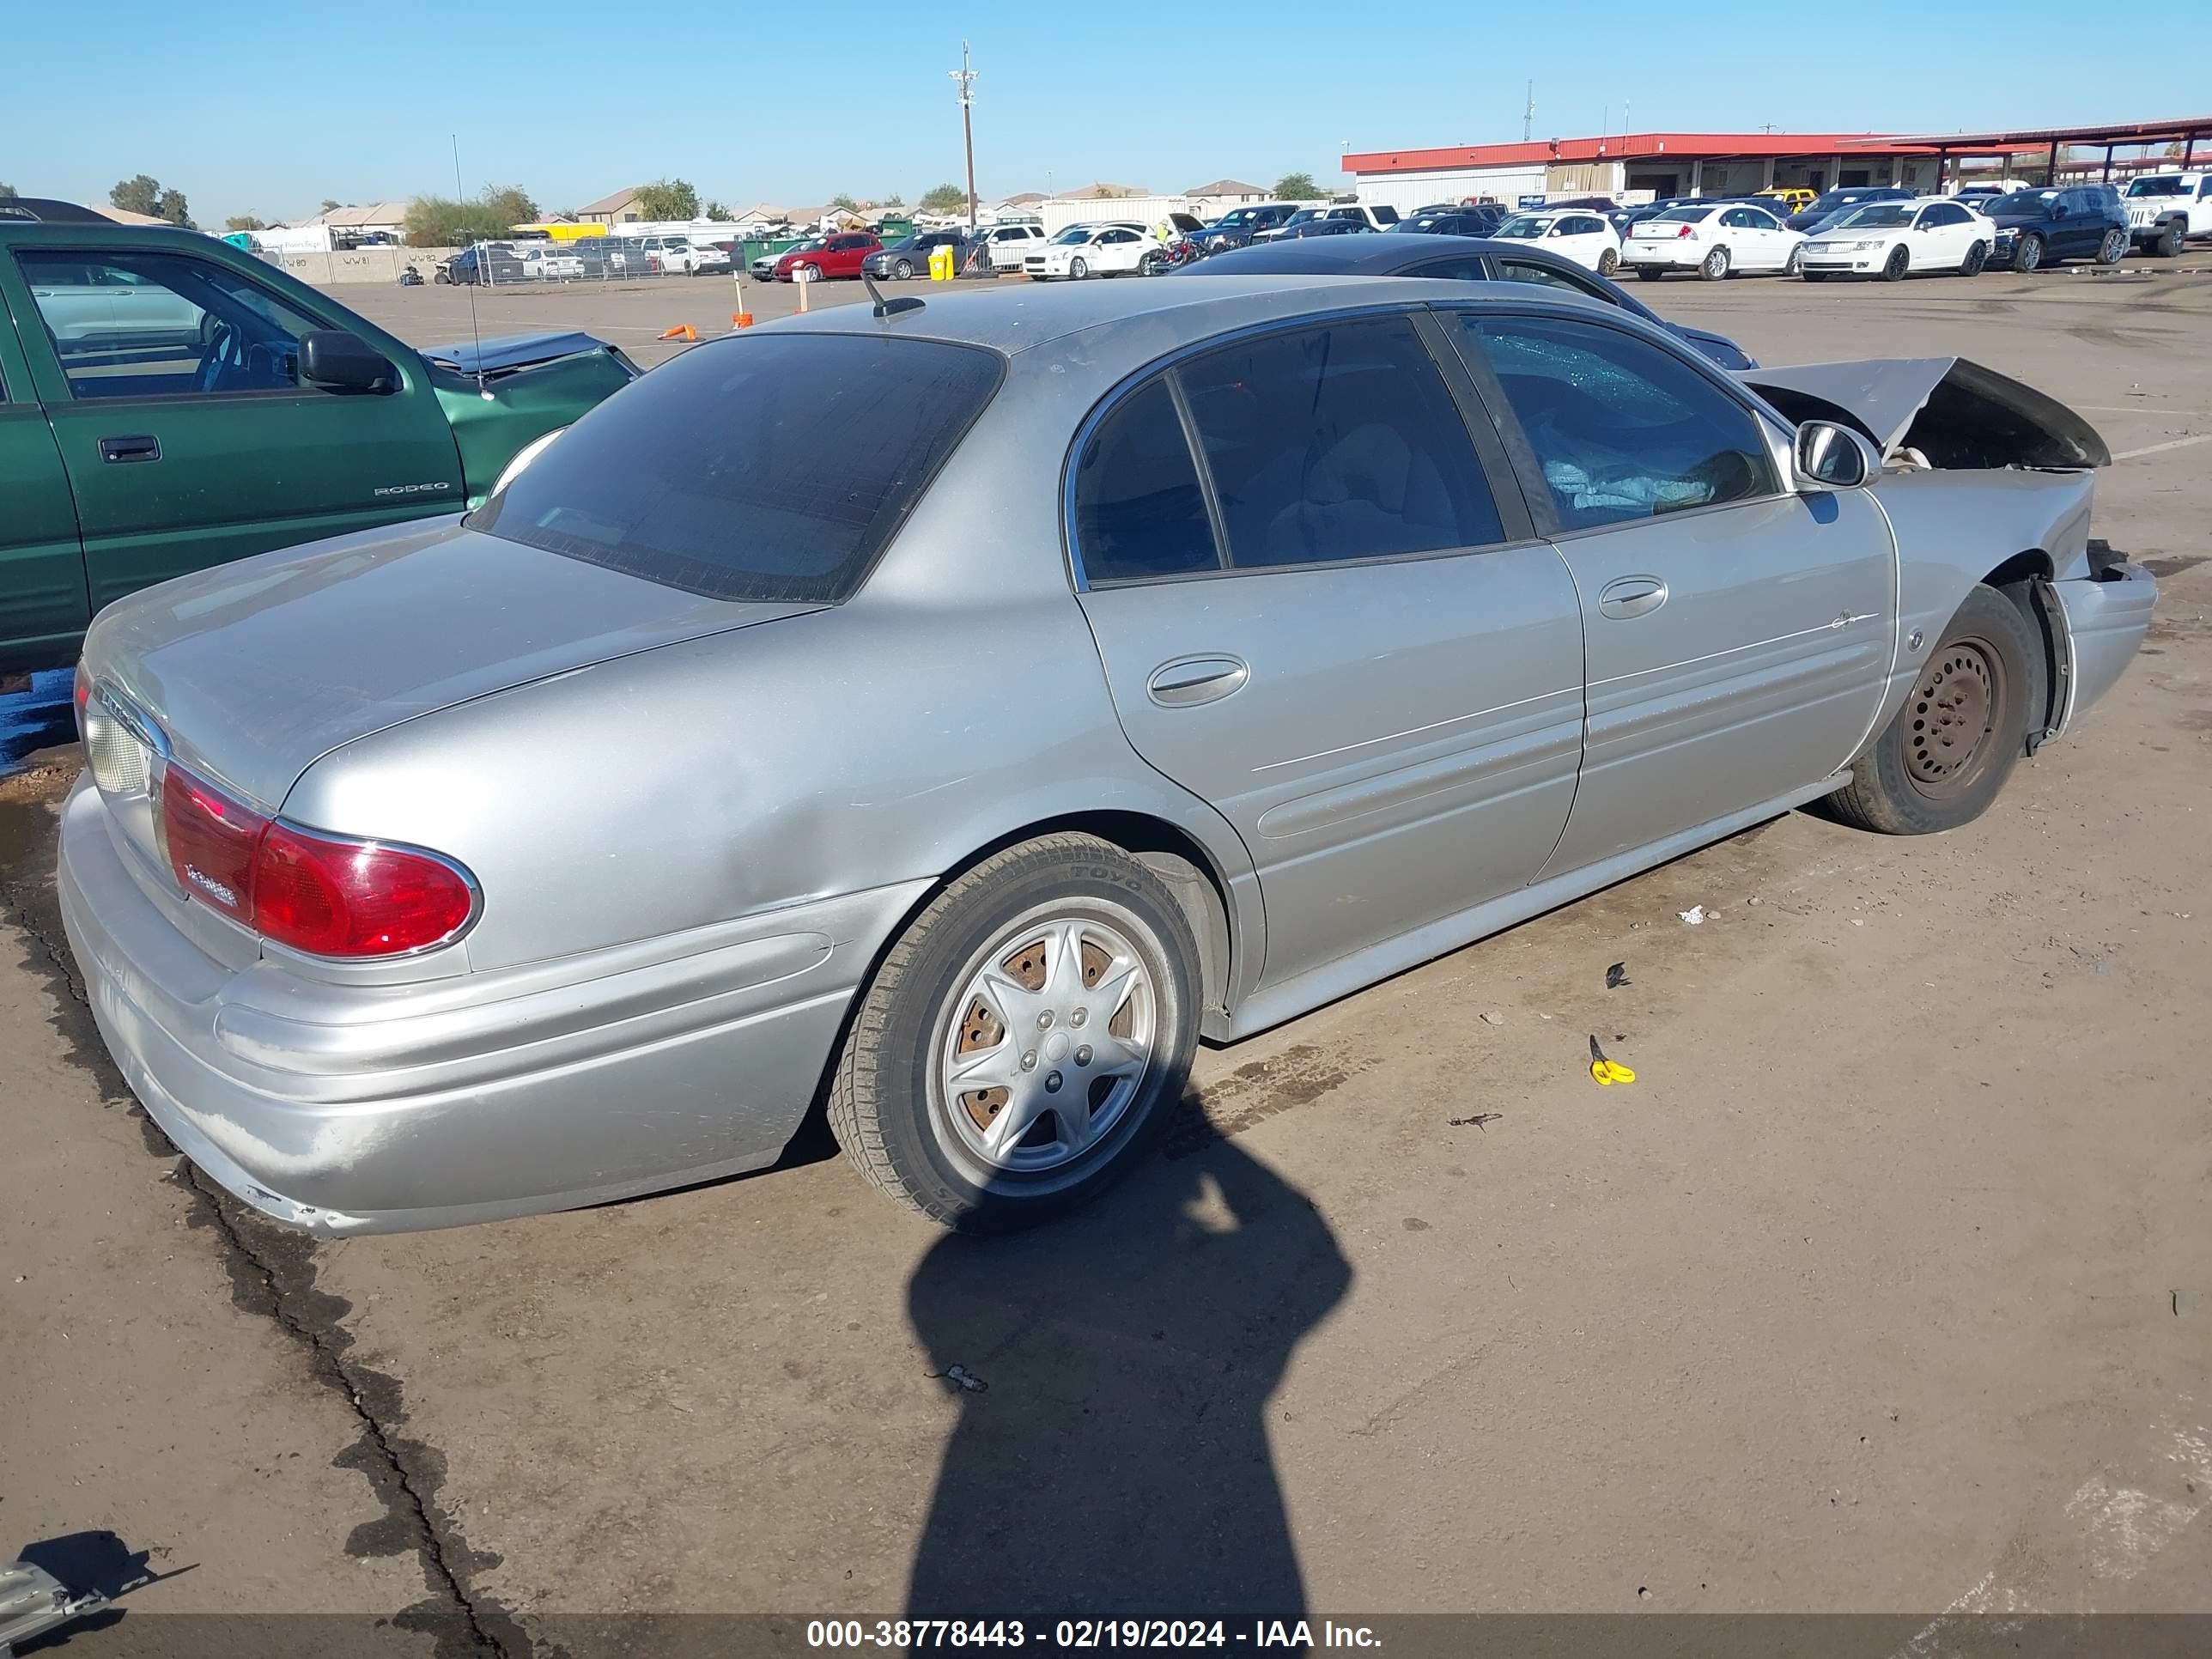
[
  {"left": 471, "top": 333, "right": 1001, "bottom": 604},
  {"left": 1177, "top": 316, "right": 1506, "bottom": 569},
  {"left": 17, "top": 249, "right": 320, "bottom": 399},
  {"left": 1452, "top": 313, "right": 1778, "bottom": 531},
  {"left": 1073, "top": 380, "right": 1220, "bottom": 583}
]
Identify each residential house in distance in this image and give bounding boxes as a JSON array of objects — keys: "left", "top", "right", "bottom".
[
  {"left": 1185, "top": 178, "right": 1270, "bottom": 212},
  {"left": 576, "top": 186, "right": 647, "bottom": 227}
]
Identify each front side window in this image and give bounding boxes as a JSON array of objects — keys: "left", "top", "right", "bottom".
[
  {"left": 1178, "top": 316, "right": 1505, "bottom": 569},
  {"left": 1072, "top": 380, "right": 1219, "bottom": 583},
  {"left": 471, "top": 333, "right": 1001, "bottom": 604},
  {"left": 17, "top": 249, "right": 319, "bottom": 399},
  {"left": 1452, "top": 313, "right": 1778, "bottom": 532}
]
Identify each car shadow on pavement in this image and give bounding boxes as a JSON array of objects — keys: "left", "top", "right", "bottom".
[
  {"left": 9, "top": 1529, "right": 193, "bottom": 1652},
  {"left": 903, "top": 1120, "right": 1351, "bottom": 1623}
]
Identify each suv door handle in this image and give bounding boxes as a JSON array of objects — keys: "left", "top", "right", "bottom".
[
  {"left": 98, "top": 434, "right": 161, "bottom": 464},
  {"left": 1146, "top": 656, "right": 1249, "bottom": 708},
  {"left": 1597, "top": 576, "right": 1668, "bottom": 619}
]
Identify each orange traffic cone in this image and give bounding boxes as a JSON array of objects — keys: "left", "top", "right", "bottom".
[
  {"left": 656, "top": 324, "right": 697, "bottom": 342},
  {"left": 731, "top": 313, "right": 753, "bottom": 330}
]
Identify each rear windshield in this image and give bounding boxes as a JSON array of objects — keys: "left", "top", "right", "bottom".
[
  {"left": 1655, "top": 206, "right": 1715, "bottom": 222},
  {"left": 470, "top": 333, "right": 1001, "bottom": 604}
]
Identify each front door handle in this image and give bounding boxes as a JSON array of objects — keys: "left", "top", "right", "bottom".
[
  {"left": 1146, "top": 655, "right": 1249, "bottom": 708},
  {"left": 98, "top": 434, "right": 161, "bottom": 464},
  {"left": 1597, "top": 576, "right": 1668, "bottom": 619}
]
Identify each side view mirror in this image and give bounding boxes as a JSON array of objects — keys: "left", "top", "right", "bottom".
[
  {"left": 1795, "top": 420, "right": 1876, "bottom": 490},
  {"left": 300, "top": 330, "right": 395, "bottom": 392}
]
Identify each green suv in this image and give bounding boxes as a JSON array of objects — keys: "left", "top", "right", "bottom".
[{"left": 0, "top": 205, "right": 637, "bottom": 672}]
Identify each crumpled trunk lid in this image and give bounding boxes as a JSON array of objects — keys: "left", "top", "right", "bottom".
[
  {"left": 1740, "top": 356, "right": 2111, "bottom": 470},
  {"left": 82, "top": 517, "right": 817, "bottom": 810}
]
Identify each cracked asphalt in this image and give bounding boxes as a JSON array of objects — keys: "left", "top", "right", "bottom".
[{"left": 3, "top": 269, "right": 2210, "bottom": 1656}]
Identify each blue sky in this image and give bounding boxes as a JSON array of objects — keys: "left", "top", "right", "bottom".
[{"left": 7, "top": 0, "right": 2208, "bottom": 225}]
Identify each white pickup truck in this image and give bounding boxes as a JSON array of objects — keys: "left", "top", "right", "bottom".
[{"left": 2122, "top": 173, "right": 2212, "bottom": 256}]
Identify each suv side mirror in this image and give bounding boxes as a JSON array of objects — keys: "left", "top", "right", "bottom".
[
  {"left": 1795, "top": 420, "right": 1875, "bottom": 490},
  {"left": 300, "top": 330, "right": 395, "bottom": 392}
]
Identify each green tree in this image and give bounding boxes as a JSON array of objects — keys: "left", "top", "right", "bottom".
[
  {"left": 319, "top": 198, "right": 343, "bottom": 214},
  {"left": 829, "top": 191, "right": 859, "bottom": 212},
  {"left": 632, "top": 178, "right": 700, "bottom": 220},
  {"left": 111, "top": 173, "right": 162, "bottom": 216},
  {"left": 481, "top": 183, "right": 538, "bottom": 226},
  {"left": 703, "top": 200, "right": 734, "bottom": 221},
  {"left": 883, "top": 191, "right": 904, "bottom": 209},
  {"left": 1273, "top": 172, "right": 1322, "bottom": 201},
  {"left": 918, "top": 182, "right": 966, "bottom": 214},
  {"left": 155, "top": 189, "right": 193, "bottom": 228},
  {"left": 403, "top": 186, "right": 534, "bottom": 246},
  {"left": 224, "top": 214, "right": 268, "bottom": 232}
]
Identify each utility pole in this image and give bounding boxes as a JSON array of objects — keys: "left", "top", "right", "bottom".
[
  {"left": 1523, "top": 81, "right": 1534, "bottom": 143},
  {"left": 951, "top": 42, "right": 979, "bottom": 231}
]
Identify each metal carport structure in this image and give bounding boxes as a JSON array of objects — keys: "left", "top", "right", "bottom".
[{"left": 1851, "top": 116, "right": 2212, "bottom": 191}]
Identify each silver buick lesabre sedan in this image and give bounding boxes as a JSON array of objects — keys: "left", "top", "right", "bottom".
[{"left": 60, "top": 275, "right": 2155, "bottom": 1234}]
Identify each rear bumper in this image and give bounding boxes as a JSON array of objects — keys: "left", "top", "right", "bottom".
[
  {"left": 2050, "top": 562, "right": 2158, "bottom": 733},
  {"left": 58, "top": 775, "right": 929, "bottom": 1234},
  {"left": 1620, "top": 244, "right": 1701, "bottom": 269}
]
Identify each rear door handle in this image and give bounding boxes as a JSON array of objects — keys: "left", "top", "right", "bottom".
[
  {"left": 98, "top": 434, "right": 161, "bottom": 464},
  {"left": 1597, "top": 576, "right": 1668, "bottom": 619},
  {"left": 1146, "top": 655, "right": 1249, "bottom": 708}
]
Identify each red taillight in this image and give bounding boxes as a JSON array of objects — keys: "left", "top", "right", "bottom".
[
  {"left": 1676, "top": 224, "right": 1697, "bottom": 239},
  {"left": 254, "top": 821, "right": 475, "bottom": 957},
  {"left": 159, "top": 763, "right": 475, "bottom": 957},
  {"left": 73, "top": 660, "right": 93, "bottom": 744},
  {"left": 162, "top": 766, "right": 267, "bottom": 923}
]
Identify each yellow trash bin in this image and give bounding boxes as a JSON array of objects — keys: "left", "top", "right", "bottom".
[{"left": 929, "top": 243, "right": 956, "bottom": 282}]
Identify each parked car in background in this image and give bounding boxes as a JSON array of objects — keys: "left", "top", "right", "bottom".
[
  {"left": 1024, "top": 223, "right": 1163, "bottom": 279},
  {"left": 982, "top": 222, "right": 1048, "bottom": 270},
  {"left": 1492, "top": 209, "right": 1623, "bottom": 274},
  {"left": 1982, "top": 185, "right": 2128, "bottom": 271},
  {"left": 635, "top": 234, "right": 705, "bottom": 274},
  {"left": 1393, "top": 205, "right": 1509, "bottom": 237},
  {"left": 1250, "top": 207, "right": 1329, "bottom": 244},
  {"left": 1187, "top": 203, "right": 1300, "bottom": 253},
  {"left": 1800, "top": 198, "right": 1993, "bottom": 281},
  {"left": 690, "top": 241, "right": 737, "bottom": 276},
  {"left": 1276, "top": 218, "right": 1370, "bottom": 240},
  {"left": 1787, "top": 186, "right": 1918, "bottom": 234},
  {"left": 1753, "top": 186, "right": 1817, "bottom": 216},
  {"left": 1620, "top": 200, "right": 1804, "bottom": 280},
  {"left": 1538, "top": 194, "right": 1620, "bottom": 212},
  {"left": 865, "top": 230, "right": 968, "bottom": 280},
  {"left": 771, "top": 232, "right": 882, "bottom": 282},
  {"left": 1177, "top": 230, "right": 1759, "bottom": 368},
  {"left": 516, "top": 246, "right": 585, "bottom": 280},
  {"left": 2122, "top": 173, "right": 2212, "bottom": 257},
  {"left": 0, "top": 214, "right": 637, "bottom": 672},
  {"left": 58, "top": 276, "right": 2149, "bottom": 1238},
  {"left": 1317, "top": 204, "right": 1401, "bottom": 231}
]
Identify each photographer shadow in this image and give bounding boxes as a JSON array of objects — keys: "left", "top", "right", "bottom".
[{"left": 904, "top": 1128, "right": 1350, "bottom": 1623}]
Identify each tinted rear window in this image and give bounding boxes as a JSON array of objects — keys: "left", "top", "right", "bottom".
[{"left": 471, "top": 333, "right": 1000, "bottom": 604}]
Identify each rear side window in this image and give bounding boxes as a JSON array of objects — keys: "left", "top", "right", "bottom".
[
  {"left": 1453, "top": 313, "right": 1777, "bottom": 531},
  {"left": 471, "top": 333, "right": 1000, "bottom": 603},
  {"left": 1179, "top": 316, "right": 1505, "bottom": 568},
  {"left": 1073, "top": 380, "right": 1220, "bottom": 583}
]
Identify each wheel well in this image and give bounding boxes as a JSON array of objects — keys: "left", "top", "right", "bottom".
[
  {"left": 1982, "top": 550, "right": 2059, "bottom": 749},
  {"left": 945, "top": 813, "right": 1238, "bottom": 1023}
]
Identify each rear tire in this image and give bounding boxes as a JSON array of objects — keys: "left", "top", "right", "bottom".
[
  {"left": 1881, "top": 244, "right": 1910, "bottom": 282},
  {"left": 1699, "top": 246, "right": 1730, "bottom": 281},
  {"left": 1822, "top": 585, "right": 2037, "bottom": 836},
  {"left": 1597, "top": 247, "right": 1620, "bottom": 276},
  {"left": 828, "top": 835, "right": 1200, "bottom": 1232}
]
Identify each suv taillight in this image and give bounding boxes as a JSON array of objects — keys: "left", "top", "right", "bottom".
[{"left": 160, "top": 764, "right": 477, "bottom": 957}]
